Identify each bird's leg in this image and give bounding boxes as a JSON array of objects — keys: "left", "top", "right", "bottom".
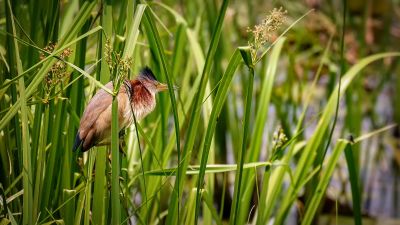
[
  {"left": 119, "top": 129, "right": 126, "bottom": 138},
  {"left": 118, "top": 129, "right": 127, "bottom": 156},
  {"left": 105, "top": 129, "right": 127, "bottom": 163}
]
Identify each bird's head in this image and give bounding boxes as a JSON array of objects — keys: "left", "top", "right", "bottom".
[{"left": 137, "top": 67, "right": 169, "bottom": 94}]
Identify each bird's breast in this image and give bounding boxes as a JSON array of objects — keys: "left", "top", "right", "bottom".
[
  {"left": 124, "top": 81, "right": 157, "bottom": 123},
  {"left": 125, "top": 95, "right": 156, "bottom": 123}
]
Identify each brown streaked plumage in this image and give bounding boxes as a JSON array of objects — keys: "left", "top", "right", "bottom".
[{"left": 73, "top": 67, "right": 168, "bottom": 152}]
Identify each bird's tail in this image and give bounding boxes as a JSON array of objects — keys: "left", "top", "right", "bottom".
[{"left": 72, "top": 133, "right": 83, "bottom": 152}]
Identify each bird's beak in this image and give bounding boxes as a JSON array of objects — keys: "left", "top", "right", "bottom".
[{"left": 156, "top": 83, "right": 169, "bottom": 92}]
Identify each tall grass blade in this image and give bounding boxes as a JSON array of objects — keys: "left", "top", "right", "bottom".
[
  {"left": 194, "top": 49, "right": 241, "bottom": 224},
  {"left": 301, "top": 123, "right": 392, "bottom": 224},
  {"left": 274, "top": 52, "right": 400, "bottom": 224},
  {"left": 142, "top": 7, "right": 182, "bottom": 224},
  {"left": 301, "top": 140, "right": 349, "bottom": 225},
  {"left": 230, "top": 47, "right": 254, "bottom": 225},
  {"left": 202, "top": 190, "right": 223, "bottom": 225},
  {"left": 145, "top": 162, "right": 272, "bottom": 176},
  {"left": 344, "top": 143, "right": 362, "bottom": 225},
  {"left": 5, "top": 1, "right": 32, "bottom": 224},
  {"left": 84, "top": 152, "right": 96, "bottom": 225},
  {"left": 122, "top": 4, "right": 146, "bottom": 59},
  {"left": 111, "top": 98, "right": 121, "bottom": 224},
  {"left": 239, "top": 38, "right": 286, "bottom": 224},
  {"left": 153, "top": 1, "right": 230, "bottom": 224},
  {"left": 92, "top": 2, "right": 112, "bottom": 224},
  {"left": 259, "top": 34, "right": 333, "bottom": 222}
]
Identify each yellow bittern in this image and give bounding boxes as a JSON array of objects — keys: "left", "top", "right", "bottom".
[{"left": 72, "top": 67, "right": 168, "bottom": 152}]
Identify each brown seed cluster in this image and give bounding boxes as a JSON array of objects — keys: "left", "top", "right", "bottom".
[
  {"left": 247, "top": 7, "right": 287, "bottom": 61},
  {"left": 104, "top": 39, "right": 114, "bottom": 72},
  {"left": 40, "top": 43, "right": 73, "bottom": 103},
  {"left": 104, "top": 39, "right": 132, "bottom": 93}
]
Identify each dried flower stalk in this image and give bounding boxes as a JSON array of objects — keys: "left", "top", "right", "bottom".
[{"left": 247, "top": 7, "right": 287, "bottom": 62}]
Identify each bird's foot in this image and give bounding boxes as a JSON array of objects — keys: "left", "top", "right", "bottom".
[
  {"left": 119, "top": 129, "right": 126, "bottom": 139},
  {"left": 119, "top": 138, "right": 127, "bottom": 156}
]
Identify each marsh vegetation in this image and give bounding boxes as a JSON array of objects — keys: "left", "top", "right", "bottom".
[{"left": 1, "top": 0, "right": 400, "bottom": 224}]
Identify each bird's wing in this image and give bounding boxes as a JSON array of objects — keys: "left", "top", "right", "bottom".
[
  {"left": 75, "top": 81, "right": 131, "bottom": 151},
  {"left": 79, "top": 82, "right": 114, "bottom": 137}
]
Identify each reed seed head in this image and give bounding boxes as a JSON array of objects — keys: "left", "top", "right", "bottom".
[
  {"left": 272, "top": 127, "right": 288, "bottom": 149},
  {"left": 104, "top": 38, "right": 133, "bottom": 93},
  {"left": 40, "top": 42, "right": 73, "bottom": 103},
  {"left": 247, "top": 7, "right": 287, "bottom": 61}
]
